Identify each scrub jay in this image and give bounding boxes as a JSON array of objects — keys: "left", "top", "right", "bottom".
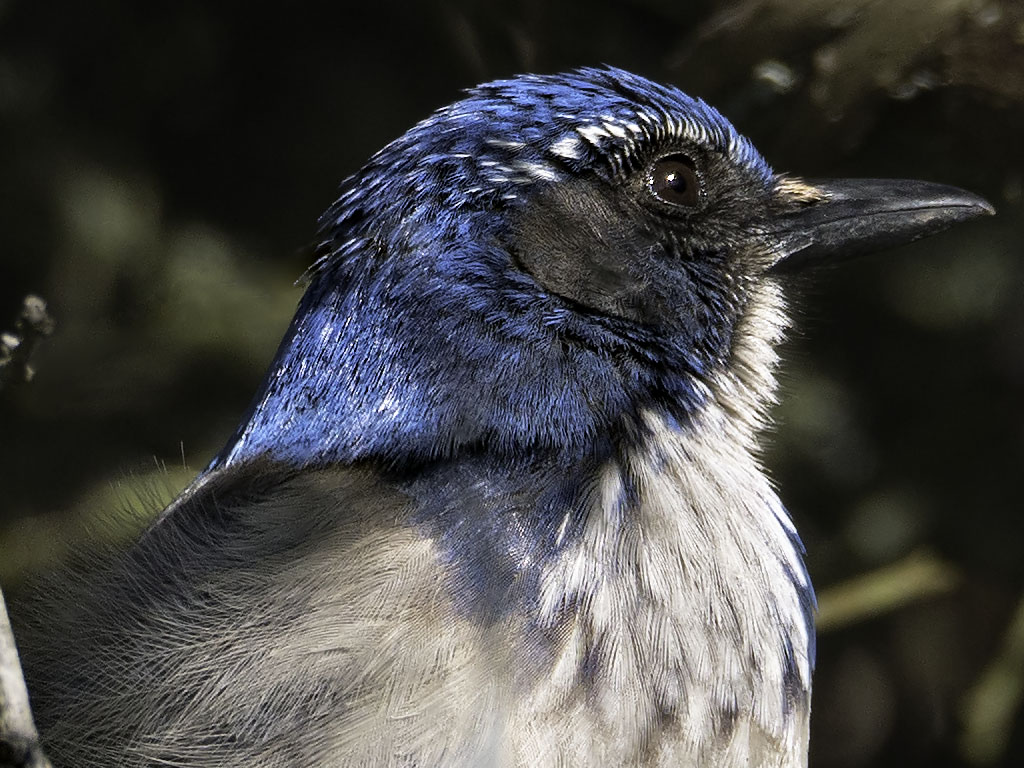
[{"left": 15, "top": 67, "right": 992, "bottom": 767}]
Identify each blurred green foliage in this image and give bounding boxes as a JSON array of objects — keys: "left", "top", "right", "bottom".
[{"left": 1, "top": 0, "right": 1022, "bottom": 765}]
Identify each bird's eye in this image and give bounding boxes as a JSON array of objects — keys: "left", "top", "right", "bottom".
[{"left": 649, "top": 155, "right": 700, "bottom": 208}]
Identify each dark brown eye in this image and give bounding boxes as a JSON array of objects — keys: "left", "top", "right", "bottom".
[{"left": 649, "top": 155, "right": 699, "bottom": 208}]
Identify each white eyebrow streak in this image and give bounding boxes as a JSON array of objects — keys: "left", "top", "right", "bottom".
[
  {"left": 484, "top": 138, "right": 526, "bottom": 150},
  {"left": 602, "top": 121, "right": 627, "bottom": 138},
  {"left": 549, "top": 135, "right": 583, "bottom": 160},
  {"left": 514, "top": 162, "right": 559, "bottom": 182},
  {"left": 577, "top": 124, "right": 609, "bottom": 146}
]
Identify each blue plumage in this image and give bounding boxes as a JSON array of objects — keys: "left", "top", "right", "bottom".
[
  {"left": 16, "top": 67, "right": 991, "bottom": 768},
  {"left": 217, "top": 68, "right": 773, "bottom": 472}
]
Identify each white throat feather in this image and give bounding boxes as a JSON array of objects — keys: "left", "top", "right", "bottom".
[{"left": 514, "top": 279, "right": 814, "bottom": 768}]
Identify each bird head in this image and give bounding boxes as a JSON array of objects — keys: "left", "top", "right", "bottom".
[{"left": 216, "top": 67, "right": 992, "bottom": 470}]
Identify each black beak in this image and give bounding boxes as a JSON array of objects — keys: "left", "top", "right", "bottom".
[{"left": 770, "top": 178, "right": 994, "bottom": 273}]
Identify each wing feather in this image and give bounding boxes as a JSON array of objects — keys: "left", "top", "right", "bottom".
[{"left": 15, "top": 460, "right": 504, "bottom": 767}]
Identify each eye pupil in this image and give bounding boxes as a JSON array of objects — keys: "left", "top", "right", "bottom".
[
  {"left": 650, "top": 155, "right": 699, "bottom": 207},
  {"left": 666, "top": 170, "right": 687, "bottom": 192}
]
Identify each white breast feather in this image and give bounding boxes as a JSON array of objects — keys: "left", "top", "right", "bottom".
[{"left": 509, "top": 280, "right": 813, "bottom": 768}]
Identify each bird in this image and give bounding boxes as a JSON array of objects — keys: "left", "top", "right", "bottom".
[{"left": 13, "top": 67, "right": 992, "bottom": 768}]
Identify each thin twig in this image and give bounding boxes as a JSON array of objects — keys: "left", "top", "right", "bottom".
[
  {"left": 0, "top": 296, "right": 56, "bottom": 395},
  {"left": 0, "top": 587, "right": 51, "bottom": 768}
]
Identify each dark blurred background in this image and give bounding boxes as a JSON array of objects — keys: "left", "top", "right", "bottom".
[{"left": 0, "top": 1, "right": 1021, "bottom": 765}]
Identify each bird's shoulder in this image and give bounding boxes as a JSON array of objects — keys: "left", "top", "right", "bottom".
[{"left": 18, "top": 459, "right": 511, "bottom": 767}]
